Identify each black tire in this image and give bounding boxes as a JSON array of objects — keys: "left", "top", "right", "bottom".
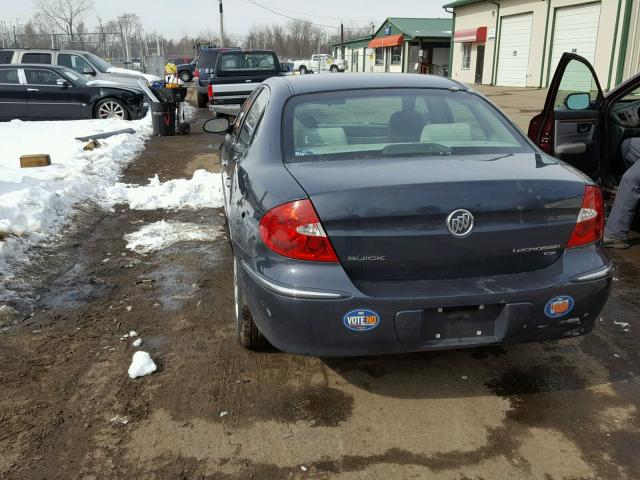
[
  {"left": 197, "top": 92, "right": 208, "bottom": 108},
  {"left": 330, "top": 65, "right": 339, "bottom": 73},
  {"left": 94, "top": 98, "right": 129, "bottom": 120},
  {"left": 299, "top": 65, "right": 308, "bottom": 75},
  {"left": 179, "top": 70, "right": 192, "bottom": 82},
  {"left": 233, "top": 256, "right": 268, "bottom": 350}
]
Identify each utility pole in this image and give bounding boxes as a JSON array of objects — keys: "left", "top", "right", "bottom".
[
  {"left": 340, "top": 21, "right": 344, "bottom": 60},
  {"left": 219, "top": 0, "right": 224, "bottom": 47}
]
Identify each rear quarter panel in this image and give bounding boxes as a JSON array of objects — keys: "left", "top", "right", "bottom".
[{"left": 226, "top": 81, "right": 309, "bottom": 259}]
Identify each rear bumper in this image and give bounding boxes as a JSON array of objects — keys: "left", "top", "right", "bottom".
[
  {"left": 238, "top": 247, "right": 612, "bottom": 357},
  {"left": 211, "top": 103, "right": 242, "bottom": 117}
]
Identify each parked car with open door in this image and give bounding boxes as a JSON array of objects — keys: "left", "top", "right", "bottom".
[
  {"left": 529, "top": 52, "right": 640, "bottom": 192},
  {"left": 206, "top": 73, "right": 612, "bottom": 356}
]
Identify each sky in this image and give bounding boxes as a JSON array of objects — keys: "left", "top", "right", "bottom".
[{"left": 1, "top": 0, "right": 451, "bottom": 39}]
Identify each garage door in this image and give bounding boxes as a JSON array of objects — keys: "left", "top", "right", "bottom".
[
  {"left": 496, "top": 13, "right": 533, "bottom": 87},
  {"left": 549, "top": 3, "right": 601, "bottom": 81}
]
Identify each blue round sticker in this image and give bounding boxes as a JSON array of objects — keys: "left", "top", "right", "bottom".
[
  {"left": 343, "top": 309, "right": 380, "bottom": 332},
  {"left": 544, "top": 295, "right": 575, "bottom": 318}
]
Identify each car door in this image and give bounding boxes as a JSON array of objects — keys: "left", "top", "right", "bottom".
[
  {"left": 57, "top": 53, "right": 94, "bottom": 76},
  {"left": 220, "top": 88, "right": 261, "bottom": 203},
  {"left": 0, "top": 67, "right": 28, "bottom": 120},
  {"left": 528, "top": 53, "right": 604, "bottom": 179},
  {"left": 221, "top": 88, "right": 270, "bottom": 219},
  {"left": 24, "top": 68, "right": 85, "bottom": 119}
]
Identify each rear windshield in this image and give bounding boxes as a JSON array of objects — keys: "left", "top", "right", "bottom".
[
  {"left": 218, "top": 52, "right": 276, "bottom": 72},
  {"left": 0, "top": 50, "right": 13, "bottom": 64},
  {"left": 284, "top": 89, "right": 532, "bottom": 162}
]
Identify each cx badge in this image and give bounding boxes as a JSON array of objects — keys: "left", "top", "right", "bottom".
[{"left": 446, "top": 209, "right": 474, "bottom": 238}]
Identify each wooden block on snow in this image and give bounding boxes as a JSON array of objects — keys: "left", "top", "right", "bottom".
[
  {"left": 83, "top": 139, "right": 102, "bottom": 151},
  {"left": 20, "top": 154, "right": 51, "bottom": 168}
]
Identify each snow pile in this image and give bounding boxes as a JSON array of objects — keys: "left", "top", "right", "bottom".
[
  {"left": 106, "top": 169, "right": 224, "bottom": 211},
  {"left": 132, "top": 338, "right": 142, "bottom": 347},
  {"left": 0, "top": 116, "right": 152, "bottom": 273},
  {"left": 124, "top": 220, "right": 224, "bottom": 253},
  {"left": 128, "top": 351, "right": 157, "bottom": 379}
]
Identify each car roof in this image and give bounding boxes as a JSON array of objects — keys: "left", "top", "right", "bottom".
[
  {"left": 221, "top": 49, "right": 276, "bottom": 54},
  {"left": 1, "top": 63, "right": 68, "bottom": 69},
  {"left": 270, "top": 73, "right": 465, "bottom": 95}
]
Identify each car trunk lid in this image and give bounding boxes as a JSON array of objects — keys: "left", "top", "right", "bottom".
[{"left": 285, "top": 153, "right": 585, "bottom": 281}]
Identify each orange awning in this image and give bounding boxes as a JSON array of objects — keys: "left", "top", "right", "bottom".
[{"left": 368, "top": 34, "right": 404, "bottom": 49}]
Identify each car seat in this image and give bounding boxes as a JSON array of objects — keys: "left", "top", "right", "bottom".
[{"left": 388, "top": 110, "right": 425, "bottom": 142}]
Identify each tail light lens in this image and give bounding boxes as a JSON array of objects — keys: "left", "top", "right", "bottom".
[
  {"left": 259, "top": 199, "right": 338, "bottom": 262},
  {"left": 207, "top": 84, "right": 213, "bottom": 100},
  {"left": 566, "top": 185, "right": 604, "bottom": 248}
]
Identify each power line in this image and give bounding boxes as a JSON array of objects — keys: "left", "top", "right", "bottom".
[{"left": 239, "top": 0, "right": 372, "bottom": 31}]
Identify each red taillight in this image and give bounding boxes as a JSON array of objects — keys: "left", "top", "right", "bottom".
[
  {"left": 566, "top": 185, "right": 604, "bottom": 249},
  {"left": 207, "top": 84, "right": 213, "bottom": 99},
  {"left": 259, "top": 199, "right": 338, "bottom": 262}
]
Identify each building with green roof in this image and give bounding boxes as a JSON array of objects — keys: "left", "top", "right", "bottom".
[{"left": 331, "top": 17, "right": 453, "bottom": 75}]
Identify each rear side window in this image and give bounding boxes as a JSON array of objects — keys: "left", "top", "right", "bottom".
[
  {"left": 285, "top": 89, "right": 530, "bottom": 162},
  {"left": 25, "top": 69, "right": 62, "bottom": 85},
  {"left": 22, "top": 53, "right": 52, "bottom": 64},
  {"left": 219, "top": 52, "right": 276, "bottom": 72},
  {"left": 0, "top": 50, "right": 14, "bottom": 64},
  {"left": 0, "top": 69, "right": 20, "bottom": 84},
  {"left": 238, "top": 88, "right": 270, "bottom": 149},
  {"left": 198, "top": 50, "right": 221, "bottom": 68}
]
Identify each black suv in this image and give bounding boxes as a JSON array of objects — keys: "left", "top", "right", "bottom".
[{"left": 194, "top": 47, "right": 239, "bottom": 107}]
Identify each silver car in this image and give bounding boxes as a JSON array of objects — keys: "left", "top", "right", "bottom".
[{"left": 0, "top": 49, "right": 160, "bottom": 87}]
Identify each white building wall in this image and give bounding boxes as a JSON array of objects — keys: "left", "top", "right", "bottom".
[
  {"left": 451, "top": 0, "right": 624, "bottom": 88},
  {"left": 622, "top": 0, "right": 640, "bottom": 82}
]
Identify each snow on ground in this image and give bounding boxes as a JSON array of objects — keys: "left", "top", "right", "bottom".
[
  {"left": 124, "top": 220, "right": 224, "bottom": 254},
  {"left": 106, "top": 169, "right": 224, "bottom": 211},
  {"left": 0, "top": 115, "right": 152, "bottom": 275},
  {"left": 128, "top": 351, "right": 157, "bottom": 379}
]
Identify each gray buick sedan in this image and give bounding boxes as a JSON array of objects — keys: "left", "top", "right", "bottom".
[{"left": 207, "top": 73, "right": 612, "bottom": 357}]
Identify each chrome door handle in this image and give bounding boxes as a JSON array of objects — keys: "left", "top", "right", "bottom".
[{"left": 27, "top": 88, "right": 39, "bottom": 92}]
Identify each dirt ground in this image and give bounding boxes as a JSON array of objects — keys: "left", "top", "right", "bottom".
[{"left": 1, "top": 97, "right": 640, "bottom": 480}]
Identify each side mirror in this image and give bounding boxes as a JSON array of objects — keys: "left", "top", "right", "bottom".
[
  {"left": 565, "top": 92, "right": 590, "bottom": 110},
  {"left": 82, "top": 67, "right": 96, "bottom": 76},
  {"left": 203, "top": 117, "right": 231, "bottom": 134},
  {"left": 56, "top": 78, "right": 70, "bottom": 87}
]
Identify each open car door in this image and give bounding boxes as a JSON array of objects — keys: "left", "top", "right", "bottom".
[{"left": 528, "top": 53, "right": 604, "bottom": 180}]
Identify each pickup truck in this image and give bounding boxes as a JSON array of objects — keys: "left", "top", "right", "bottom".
[
  {"left": 292, "top": 54, "right": 346, "bottom": 74},
  {"left": 207, "top": 49, "right": 289, "bottom": 117}
]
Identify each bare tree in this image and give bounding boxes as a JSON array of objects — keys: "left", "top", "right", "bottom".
[{"left": 32, "top": 0, "right": 94, "bottom": 41}]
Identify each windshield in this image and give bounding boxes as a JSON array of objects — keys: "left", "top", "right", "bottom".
[
  {"left": 285, "top": 89, "right": 531, "bottom": 162},
  {"left": 219, "top": 52, "right": 276, "bottom": 72},
  {"left": 62, "top": 68, "right": 89, "bottom": 86},
  {"left": 85, "top": 52, "right": 113, "bottom": 73}
]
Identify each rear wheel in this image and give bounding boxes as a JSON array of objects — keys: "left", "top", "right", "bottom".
[
  {"left": 330, "top": 65, "right": 339, "bottom": 73},
  {"left": 179, "top": 70, "right": 192, "bottom": 82},
  {"left": 94, "top": 98, "right": 128, "bottom": 120},
  {"left": 233, "top": 256, "right": 267, "bottom": 350},
  {"left": 299, "top": 65, "right": 308, "bottom": 75},
  {"left": 197, "top": 92, "right": 208, "bottom": 108}
]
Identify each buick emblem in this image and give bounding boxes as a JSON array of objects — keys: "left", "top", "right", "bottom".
[{"left": 446, "top": 209, "right": 474, "bottom": 238}]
